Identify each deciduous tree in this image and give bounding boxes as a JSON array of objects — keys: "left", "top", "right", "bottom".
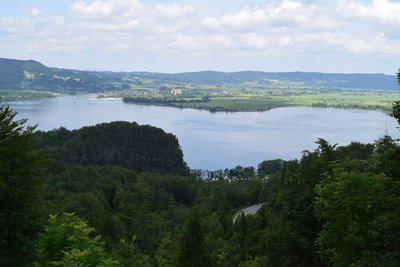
[{"left": 35, "top": 213, "right": 119, "bottom": 266}]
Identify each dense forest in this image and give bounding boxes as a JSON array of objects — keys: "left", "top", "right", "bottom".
[
  {"left": 0, "top": 74, "right": 400, "bottom": 266},
  {"left": 35, "top": 122, "right": 188, "bottom": 175}
]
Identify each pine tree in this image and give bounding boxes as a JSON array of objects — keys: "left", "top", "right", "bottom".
[
  {"left": 393, "top": 70, "right": 400, "bottom": 125},
  {"left": 177, "top": 210, "right": 210, "bottom": 267},
  {"left": 0, "top": 105, "right": 45, "bottom": 266}
]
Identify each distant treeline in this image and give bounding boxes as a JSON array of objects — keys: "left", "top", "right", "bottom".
[
  {"left": 311, "top": 102, "right": 391, "bottom": 111},
  {"left": 123, "top": 96, "right": 207, "bottom": 105}
]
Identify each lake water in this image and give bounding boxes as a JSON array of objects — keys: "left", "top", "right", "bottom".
[{"left": 7, "top": 95, "right": 400, "bottom": 170}]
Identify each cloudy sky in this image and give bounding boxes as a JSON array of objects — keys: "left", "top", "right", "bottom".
[{"left": 0, "top": 0, "right": 399, "bottom": 74}]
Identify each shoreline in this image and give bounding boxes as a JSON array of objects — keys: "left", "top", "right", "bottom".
[
  {"left": 3, "top": 92, "right": 395, "bottom": 114},
  {"left": 122, "top": 98, "right": 393, "bottom": 114}
]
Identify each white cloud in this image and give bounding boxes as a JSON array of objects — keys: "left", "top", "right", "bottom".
[
  {"left": 167, "top": 33, "right": 237, "bottom": 51},
  {"left": 279, "top": 31, "right": 400, "bottom": 54},
  {"left": 78, "top": 20, "right": 139, "bottom": 31},
  {"left": 202, "top": 6, "right": 266, "bottom": 32},
  {"left": 168, "top": 33, "right": 199, "bottom": 50},
  {"left": 340, "top": 33, "right": 400, "bottom": 54},
  {"left": 279, "top": 36, "right": 293, "bottom": 47},
  {"left": 0, "top": 17, "right": 17, "bottom": 27},
  {"left": 69, "top": 0, "right": 194, "bottom": 34},
  {"left": 71, "top": 1, "right": 116, "bottom": 17},
  {"left": 1, "top": 0, "right": 399, "bottom": 73},
  {"left": 153, "top": 21, "right": 189, "bottom": 33},
  {"left": 240, "top": 33, "right": 268, "bottom": 49},
  {"left": 71, "top": 0, "right": 145, "bottom": 19},
  {"left": 218, "top": 6, "right": 267, "bottom": 31},
  {"left": 267, "top": 1, "right": 339, "bottom": 29},
  {"left": 338, "top": 0, "right": 400, "bottom": 24},
  {"left": 155, "top": 3, "right": 194, "bottom": 19},
  {"left": 202, "top": 17, "right": 221, "bottom": 31},
  {"left": 202, "top": 1, "right": 339, "bottom": 32},
  {"left": 71, "top": 0, "right": 194, "bottom": 22},
  {"left": 30, "top": 8, "right": 41, "bottom": 17},
  {"left": 167, "top": 31, "right": 270, "bottom": 52},
  {"left": 209, "top": 35, "right": 235, "bottom": 49}
]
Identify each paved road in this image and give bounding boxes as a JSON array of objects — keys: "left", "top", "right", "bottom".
[{"left": 233, "top": 203, "right": 264, "bottom": 223}]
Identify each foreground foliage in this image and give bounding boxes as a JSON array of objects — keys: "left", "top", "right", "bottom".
[
  {"left": 0, "top": 105, "right": 45, "bottom": 266},
  {"left": 35, "top": 213, "right": 119, "bottom": 266}
]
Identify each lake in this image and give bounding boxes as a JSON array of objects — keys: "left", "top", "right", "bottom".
[{"left": 7, "top": 95, "right": 400, "bottom": 170}]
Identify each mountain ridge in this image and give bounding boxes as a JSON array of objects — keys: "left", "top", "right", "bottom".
[{"left": 0, "top": 57, "right": 397, "bottom": 91}]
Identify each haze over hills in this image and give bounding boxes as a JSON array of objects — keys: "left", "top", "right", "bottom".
[{"left": 0, "top": 58, "right": 397, "bottom": 92}]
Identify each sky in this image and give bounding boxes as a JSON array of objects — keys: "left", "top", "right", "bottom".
[{"left": 0, "top": 0, "right": 399, "bottom": 74}]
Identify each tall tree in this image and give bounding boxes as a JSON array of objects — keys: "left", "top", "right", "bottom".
[
  {"left": 315, "top": 169, "right": 393, "bottom": 266},
  {"left": 35, "top": 213, "right": 119, "bottom": 266},
  {"left": 391, "top": 98, "right": 400, "bottom": 129},
  {"left": 392, "top": 102, "right": 400, "bottom": 125},
  {"left": 0, "top": 105, "right": 45, "bottom": 266},
  {"left": 177, "top": 210, "right": 210, "bottom": 267},
  {"left": 393, "top": 69, "right": 400, "bottom": 125}
]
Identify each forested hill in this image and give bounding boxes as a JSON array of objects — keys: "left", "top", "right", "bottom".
[
  {"left": 35, "top": 121, "right": 188, "bottom": 174},
  {"left": 0, "top": 57, "right": 397, "bottom": 91},
  {"left": 0, "top": 58, "right": 127, "bottom": 92}
]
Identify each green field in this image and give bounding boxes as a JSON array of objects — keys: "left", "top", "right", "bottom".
[
  {"left": 120, "top": 87, "right": 400, "bottom": 112},
  {"left": 0, "top": 90, "right": 58, "bottom": 101}
]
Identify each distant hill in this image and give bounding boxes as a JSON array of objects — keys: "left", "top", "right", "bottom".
[
  {"left": 0, "top": 58, "right": 397, "bottom": 91},
  {"left": 160, "top": 71, "right": 398, "bottom": 89},
  {"left": 0, "top": 58, "right": 130, "bottom": 92}
]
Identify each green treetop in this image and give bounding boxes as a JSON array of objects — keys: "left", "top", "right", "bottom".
[{"left": 35, "top": 213, "right": 119, "bottom": 266}]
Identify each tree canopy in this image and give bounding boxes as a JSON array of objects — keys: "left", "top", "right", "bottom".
[
  {"left": 36, "top": 121, "right": 188, "bottom": 175},
  {"left": 0, "top": 105, "right": 45, "bottom": 266},
  {"left": 35, "top": 213, "right": 119, "bottom": 266}
]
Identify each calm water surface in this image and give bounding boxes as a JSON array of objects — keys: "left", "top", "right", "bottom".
[{"left": 8, "top": 95, "right": 400, "bottom": 170}]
